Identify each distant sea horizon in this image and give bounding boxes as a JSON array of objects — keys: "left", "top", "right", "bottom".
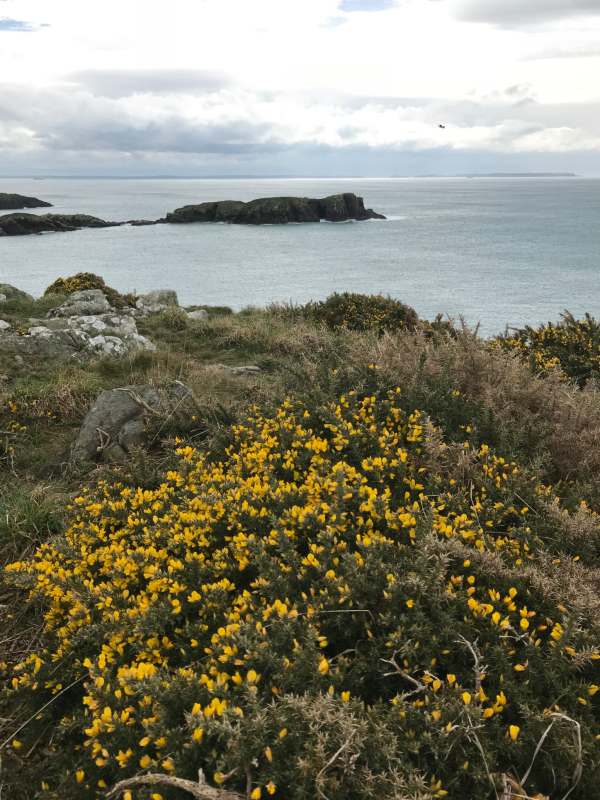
[
  {"left": 0, "top": 172, "right": 587, "bottom": 180},
  {"left": 2, "top": 175, "right": 600, "bottom": 336}
]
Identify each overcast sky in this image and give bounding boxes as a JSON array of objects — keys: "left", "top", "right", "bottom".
[{"left": 1, "top": 0, "right": 600, "bottom": 175}]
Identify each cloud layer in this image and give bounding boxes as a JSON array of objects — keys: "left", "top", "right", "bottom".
[
  {"left": 452, "top": 0, "right": 600, "bottom": 27},
  {"left": 0, "top": 0, "right": 599, "bottom": 174},
  {"left": 1, "top": 77, "right": 599, "bottom": 168}
]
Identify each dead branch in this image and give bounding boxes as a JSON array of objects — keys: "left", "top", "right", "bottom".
[
  {"left": 518, "top": 712, "right": 582, "bottom": 800},
  {"left": 106, "top": 771, "right": 244, "bottom": 800},
  {"left": 380, "top": 651, "right": 426, "bottom": 699},
  {"left": 456, "top": 634, "right": 486, "bottom": 694}
]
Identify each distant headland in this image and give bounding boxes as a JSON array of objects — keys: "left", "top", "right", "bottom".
[
  {"left": 462, "top": 172, "right": 577, "bottom": 178},
  {"left": 404, "top": 172, "right": 578, "bottom": 179}
]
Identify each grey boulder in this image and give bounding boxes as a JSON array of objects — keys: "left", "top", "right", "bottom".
[
  {"left": 135, "top": 289, "right": 179, "bottom": 315},
  {"left": 48, "top": 289, "right": 112, "bottom": 317},
  {"left": 72, "top": 382, "right": 193, "bottom": 464},
  {"left": 186, "top": 308, "right": 208, "bottom": 321}
]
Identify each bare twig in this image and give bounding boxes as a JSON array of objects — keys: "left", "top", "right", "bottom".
[
  {"left": 245, "top": 764, "right": 252, "bottom": 799},
  {"left": 106, "top": 772, "right": 244, "bottom": 800},
  {"left": 518, "top": 712, "right": 582, "bottom": 800},
  {"left": 380, "top": 651, "right": 426, "bottom": 699},
  {"left": 463, "top": 713, "right": 499, "bottom": 800},
  {"left": 456, "top": 634, "right": 486, "bottom": 694}
]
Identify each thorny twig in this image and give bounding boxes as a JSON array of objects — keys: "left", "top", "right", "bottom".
[{"left": 315, "top": 736, "right": 354, "bottom": 800}]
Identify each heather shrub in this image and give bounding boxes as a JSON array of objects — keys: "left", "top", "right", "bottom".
[{"left": 4, "top": 389, "right": 599, "bottom": 800}]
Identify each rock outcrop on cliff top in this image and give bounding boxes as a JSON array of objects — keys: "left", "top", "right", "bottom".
[
  {"left": 0, "top": 192, "right": 52, "bottom": 210},
  {"left": 166, "top": 193, "right": 386, "bottom": 225},
  {"left": 0, "top": 213, "right": 119, "bottom": 236},
  {"left": 0, "top": 289, "right": 156, "bottom": 362}
]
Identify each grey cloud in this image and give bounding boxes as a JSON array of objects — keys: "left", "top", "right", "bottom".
[
  {"left": 1, "top": 80, "right": 600, "bottom": 171},
  {"left": 66, "top": 69, "right": 232, "bottom": 98},
  {"left": 0, "top": 83, "right": 282, "bottom": 156},
  {"left": 525, "top": 44, "right": 600, "bottom": 60},
  {"left": 43, "top": 119, "right": 282, "bottom": 156},
  {"left": 452, "top": 0, "right": 600, "bottom": 27},
  {"left": 339, "top": 0, "right": 397, "bottom": 12}
]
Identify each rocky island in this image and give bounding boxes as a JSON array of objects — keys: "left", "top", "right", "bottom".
[
  {"left": 0, "top": 212, "right": 120, "bottom": 236},
  {"left": 0, "top": 192, "right": 53, "bottom": 210},
  {"left": 166, "top": 192, "right": 386, "bottom": 224},
  {"left": 0, "top": 192, "right": 385, "bottom": 235}
]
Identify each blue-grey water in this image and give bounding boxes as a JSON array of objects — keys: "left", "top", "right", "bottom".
[{"left": 1, "top": 176, "right": 599, "bottom": 335}]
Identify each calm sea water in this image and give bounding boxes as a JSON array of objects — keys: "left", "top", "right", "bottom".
[{"left": 1, "top": 176, "right": 599, "bottom": 335}]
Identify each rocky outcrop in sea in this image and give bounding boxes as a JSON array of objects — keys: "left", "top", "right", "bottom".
[
  {"left": 0, "top": 193, "right": 52, "bottom": 210},
  {"left": 0, "top": 192, "right": 385, "bottom": 236},
  {"left": 0, "top": 213, "right": 119, "bottom": 236},
  {"left": 166, "top": 193, "right": 386, "bottom": 224}
]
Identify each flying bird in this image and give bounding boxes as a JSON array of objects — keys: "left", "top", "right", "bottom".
[{"left": 438, "top": 124, "right": 446, "bottom": 129}]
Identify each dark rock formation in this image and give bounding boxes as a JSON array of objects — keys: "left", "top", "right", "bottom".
[
  {"left": 0, "top": 193, "right": 52, "bottom": 210},
  {"left": 0, "top": 213, "right": 119, "bottom": 236},
  {"left": 166, "top": 193, "right": 385, "bottom": 225},
  {"left": 0, "top": 193, "right": 384, "bottom": 235}
]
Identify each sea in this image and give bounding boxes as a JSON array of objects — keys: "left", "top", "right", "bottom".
[{"left": 1, "top": 176, "right": 599, "bottom": 336}]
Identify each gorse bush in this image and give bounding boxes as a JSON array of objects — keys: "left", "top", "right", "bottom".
[
  {"left": 495, "top": 312, "right": 600, "bottom": 386},
  {"left": 44, "top": 273, "right": 136, "bottom": 309},
  {"left": 300, "top": 293, "right": 419, "bottom": 333},
  {"left": 4, "top": 389, "right": 600, "bottom": 799}
]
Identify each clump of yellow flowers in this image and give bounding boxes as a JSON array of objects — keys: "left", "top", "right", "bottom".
[
  {"left": 4, "top": 389, "right": 600, "bottom": 799},
  {"left": 495, "top": 311, "right": 600, "bottom": 386}
]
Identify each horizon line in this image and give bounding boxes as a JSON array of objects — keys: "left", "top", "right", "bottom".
[{"left": 0, "top": 172, "right": 589, "bottom": 180}]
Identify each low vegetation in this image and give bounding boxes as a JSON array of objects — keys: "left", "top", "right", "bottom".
[
  {"left": 495, "top": 311, "right": 600, "bottom": 387},
  {"left": 1, "top": 286, "right": 600, "bottom": 800}
]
